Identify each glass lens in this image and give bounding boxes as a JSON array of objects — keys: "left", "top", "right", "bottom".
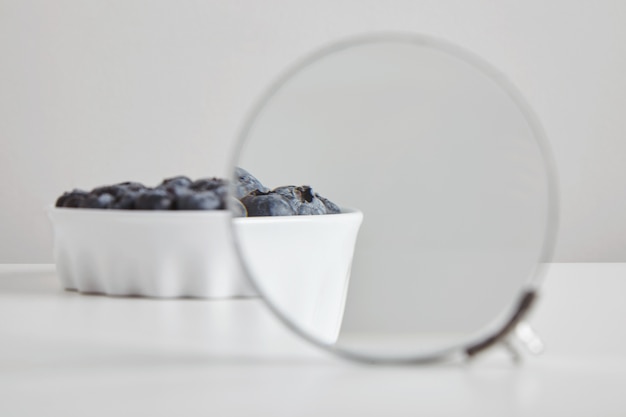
[{"left": 232, "top": 36, "right": 557, "bottom": 361}]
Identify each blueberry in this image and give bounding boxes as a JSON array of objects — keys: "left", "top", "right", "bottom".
[
  {"left": 91, "top": 185, "right": 127, "bottom": 198},
  {"left": 228, "top": 197, "right": 247, "bottom": 217},
  {"left": 190, "top": 178, "right": 229, "bottom": 206},
  {"left": 272, "top": 186, "right": 297, "bottom": 209},
  {"left": 97, "top": 182, "right": 147, "bottom": 210},
  {"left": 157, "top": 176, "right": 193, "bottom": 199},
  {"left": 212, "top": 183, "right": 229, "bottom": 199},
  {"left": 164, "top": 184, "right": 191, "bottom": 200},
  {"left": 240, "top": 191, "right": 296, "bottom": 217},
  {"left": 316, "top": 193, "right": 341, "bottom": 214},
  {"left": 273, "top": 185, "right": 327, "bottom": 215},
  {"left": 56, "top": 189, "right": 89, "bottom": 208},
  {"left": 135, "top": 189, "right": 173, "bottom": 210},
  {"left": 159, "top": 176, "right": 192, "bottom": 190},
  {"left": 191, "top": 177, "right": 227, "bottom": 191},
  {"left": 114, "top": 181, "right": 146, "bottom": 192},
  {"left": 234, "top": 167, "right": 268, "bottom": 199},
  {"left": 176, "top": 190, "right": 222, "bottom": 210},
  {"left": 111, "top": 190, "right": 143, "bottom": 209},
  {"left": 79, "top": 192, "right": 115, "bottom": 209}
]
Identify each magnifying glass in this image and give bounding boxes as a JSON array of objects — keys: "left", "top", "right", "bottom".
[{"left": 229, "top": 33, "right": 558, "bottom": 363}]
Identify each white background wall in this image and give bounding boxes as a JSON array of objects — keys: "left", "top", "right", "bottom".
[{"left": 1, "top": 0, "right": 625, "bottom": 263}]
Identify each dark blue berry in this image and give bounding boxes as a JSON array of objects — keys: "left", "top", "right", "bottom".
[
  {"left": 176, "top": 190, "right": 222, "bottom": 210},
  {"left": 191, "top": 177, "right": 227, "bottom": 191},
  {"left": 190, "top": 178, "right": 229, "bottom": 207},
  {"left": 111, "top": 190, "right": 143, "bottom": 209},
  {"left": 159, "top": 176, "right": 192, "bottom": 190},
  {"left": 135, "top": 189, "right": 173, "bottom": 210},
  {"left": 80, "top": 192, "right": 115, "bottom": 209},
  {"left": 56, "top": 189, "right": 89, "bottom": 208},
  {"left": 157, "top": 177, "right": 192, "bottom": 199},
  {"left": 115, "top": 181, "right": 146, "bottom": 192},
  {"left": 91, "top": 185, "right": 128, "bottom": 198}
]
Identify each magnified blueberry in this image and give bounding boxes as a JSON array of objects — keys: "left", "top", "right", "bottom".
[
  {"left": 135, "top": 189, "right": 174, "bottom": 210},
  {"left": 228, "top": 197, "right": 247, "bottom": 217},
  {"left": 176, "top": 190, "right": 222, "bottom": 210},
  {"left": 234, "top": 167, "right": 269, "bottom": 199},
  {"left": 272, "top": 186, "right": 298, "bottom": 210},
  {"left": 56, "top": 189, "right": 89, "bottom": 208},
  {"left": 273, "top": 185, "right": 327, "bottom": 215},
  {"left": 80, "top": 192, "right": 115, "bottom": 209},
  {"left": 241, "top": 191, "right": 296, "bottom": 217},
  {"left": 316, "top": 193, "right": 341, "bottom": 214}
]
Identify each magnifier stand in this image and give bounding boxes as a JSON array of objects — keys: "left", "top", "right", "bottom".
[
  {"left": 501, "top": 322, "right": 544, "bottom": 363},
  {"left": 465, "top": 290, "right": 544, "bottom": 362}
]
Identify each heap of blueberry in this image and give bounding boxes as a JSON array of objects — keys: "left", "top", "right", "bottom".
[
  {"left": 55, "top": 176, "right": 245, "bottom": 214},
  {"left": 55, "top": 167, "right": 341, "bottom": 217}
]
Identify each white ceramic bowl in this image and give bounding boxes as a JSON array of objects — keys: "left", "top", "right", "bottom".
[
  {"left": 233, "top": 209, "right": 363, "bottom": 345},
  {"left": 48, "top": 206, "right": 363, "bottom": 343},
  {"left": 47, "top": 207, "right": 255, "bottom": 298}
]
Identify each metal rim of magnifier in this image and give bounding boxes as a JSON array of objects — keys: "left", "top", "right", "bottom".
[{"left": 228, "top": 32, "right": 560, "bottom": 364}]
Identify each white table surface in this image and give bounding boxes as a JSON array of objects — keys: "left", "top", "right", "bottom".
[{"left": 1, "top": 263, "right": 625, "bottom": 417}]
